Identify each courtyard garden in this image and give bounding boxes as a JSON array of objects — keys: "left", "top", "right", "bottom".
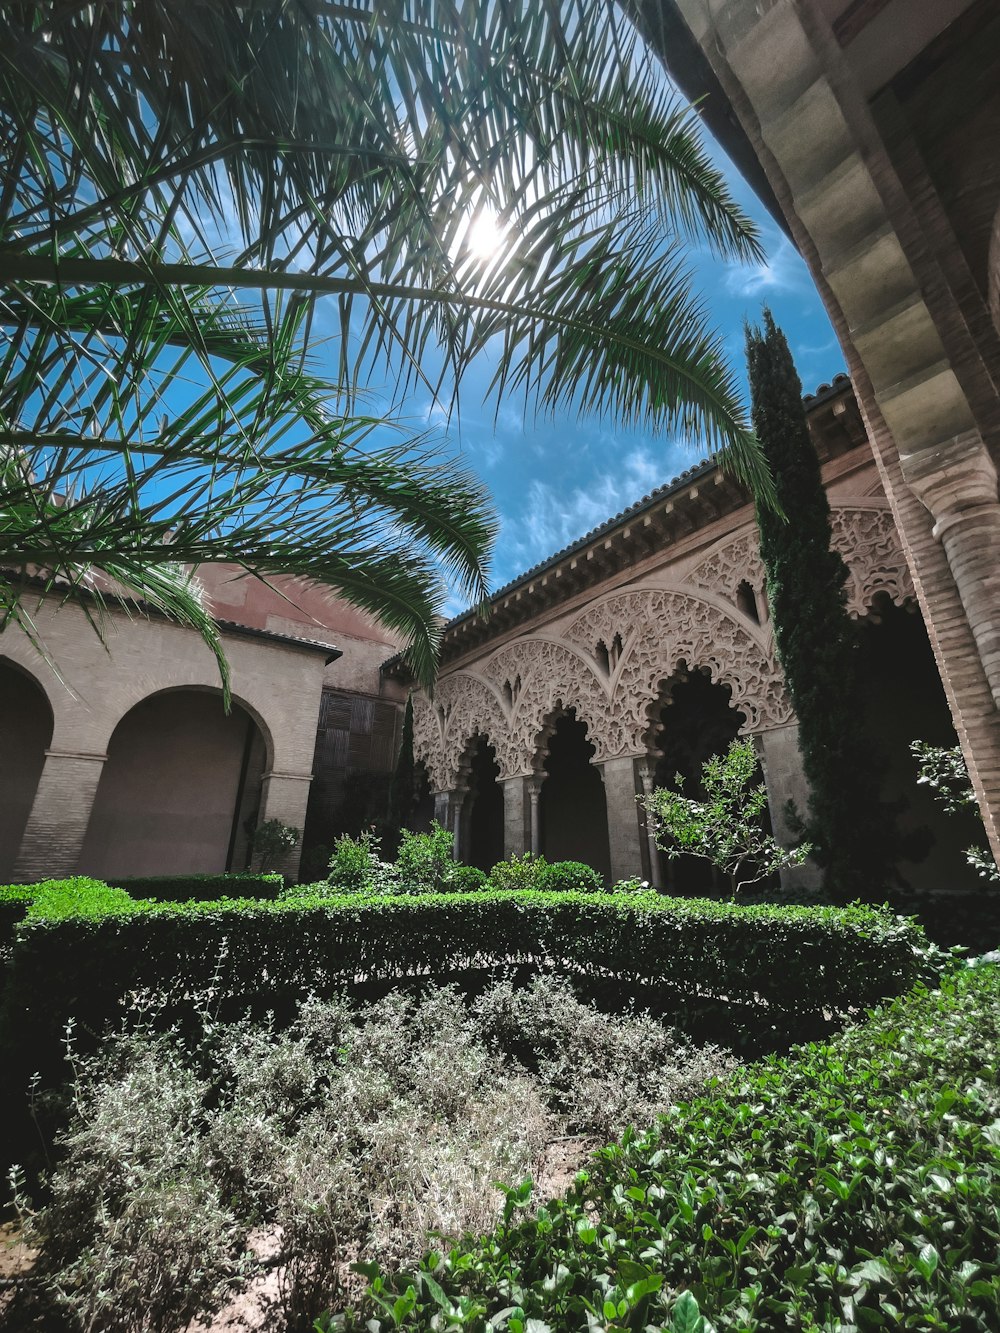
[{"left": 2, "top": 826, "right": 998, "bottom": 1331}]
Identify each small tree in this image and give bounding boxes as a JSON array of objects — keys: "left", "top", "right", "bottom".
[
  {"left": 641, "top": 738, "right": 811, "bottom": 898},
  {"left": 911, "top": 741, "right": 1000, "bottom": 884},
  {"left": 251, "top": 819, "right": 300, "bottom": 872},
  {"left": 746, "top": 310, "right": 896, "bottom": 901}
]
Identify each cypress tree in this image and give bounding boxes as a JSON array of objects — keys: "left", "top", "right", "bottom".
[
  {"left": 746, "top": 310, "right": 894, "bottom": 901},
  {"left": 386, "top": 692, "right": 416, "bottom": 847}
]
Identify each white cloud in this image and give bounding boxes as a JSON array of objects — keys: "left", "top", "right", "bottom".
[{"left": 725, "top": 230, "right": 807, "bottom": 300}]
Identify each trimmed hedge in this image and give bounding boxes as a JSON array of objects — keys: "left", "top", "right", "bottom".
[
  {"left": 339, "top": 963, "right": 1000, "bottom": 1333},
  {"left": 106, "top": 872, "right": 284, "bottom": 901},
  {"left": 1, "top": 879, "right": 924, "bottom": 1088}
]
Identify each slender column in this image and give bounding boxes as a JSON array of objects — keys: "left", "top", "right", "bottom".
[
  {"left": 13, "top": 749, "right": 108, "bottom": 881},
  {"left": 259, "top": 769, "right": 314, "bottom": 880},
  {"left": 527, "top": 775, "right": 544, "bottom": 855},
  {"left": 637, "top": 758, "right": 662, "bottom": 889},
  {"left": 432, "top": 788, "right": 465, "bottom": 859},
  {"left": 501, "top": 775, "right": 530, "bottom": 857},
  {"left": 755, "top": 724, "right": 823, "bottom": 893},
  {"left": 599, "top": 756, "right": 644, "bottom": 884}
]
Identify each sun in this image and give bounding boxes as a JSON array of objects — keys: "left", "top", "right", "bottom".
[{"left": 465, "top": 208, "right": 507, "bottom": 262}]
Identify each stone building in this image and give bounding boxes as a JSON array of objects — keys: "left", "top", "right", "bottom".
[
  {"left": 407, "top": 377, "right": 974, "bottom": 891},
  {"left": 0, "top": 572, "right": 405, "bottom": 883},
  {"left": 629, "top": 0, "right": 1000, "bottom": 869}
]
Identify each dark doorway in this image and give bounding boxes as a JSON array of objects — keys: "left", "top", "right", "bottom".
[
  {"left": 0, "top": 659, "right": 54, "bottom": 881},
  {"left": 539, "top": 711, "right": 611, "bottom": 880},
  {"left": 858, "top": 598, "right": 980, "bottom": 891},
  {"left": 653, "top": 667, "right": 747, "bottom": 894},
  {"left": 464, "top": 736, "right": 504, "bottom": 872}
]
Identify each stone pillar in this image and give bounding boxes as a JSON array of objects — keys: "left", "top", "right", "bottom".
[
  {"left": 259, "top": 769, "right": 313, "bottom": 881},
  {"left": 527, "top": 775, "right": 544, "bottom": 855},
  {"left": 501, "top": 775, "right": 530, "bottom": 857},
  {"left": 755, "top": 724, "right": 823, "bottom": 894},
  {"left": 13, "top": 749, "right": 108, "bottom": 881},
  {"left": 599, "top": 756, "right": 645, "bottom": 885},
  {"left": 433, "top": 788, "right": 464, "bottom": 859},
  {"left": 637, "top": 758, "right": 662, "bottom": 889}
]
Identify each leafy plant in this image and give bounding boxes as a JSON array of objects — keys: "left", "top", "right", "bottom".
[
  {"left": 327, "top": 831, "right": 387, "bottom": 893},
  {"left": 395, "top": 822, "right": 457, "bottom": 892},
  {"left": 912, "top": 740, "right": 1000, "bottom": 883},
  {"left": 538, "top": 861, "right": 604, "bottom": 893},
  {"left": 2, "top": 0, "right": 771, "bottom": 685},
  {"left": 251, "top": 820, "right": 301, "bottom": 872},
  {"left": 487, "top": 853, "right": 548, "bottom": 893},
  {"left": 642, "top": 737, "right": 811, "bottom": 897},
  {"left": 337, "top": 964, "right": 1000, "bottom": 1333}
]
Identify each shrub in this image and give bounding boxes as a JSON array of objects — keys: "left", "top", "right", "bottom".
[
  {"left": 446, "top": 864, "right": 488, "bottom": 893},
  {"left": 0, "top": 882, "right": 925, "bottom": 1097},
  {"left": 251, "top": 819, "right": 301, "bottom": 872},
  {"left": 339, "top": 963, "right": 1000, "bottom": 1333},
  {"left": 10, "top": 978, "right": 723, "bottom": 1330},
  {"left": 538, "top": 860, "right": 604, "bottom": 893},
  {"left": 326, "top": 830, "right": 384, "bottom": 891},
  {"left": 486, "top": 852, "right": 547, "bottom": 892},
  {"left": 107, "top": 873, "right": 284, "bottom": 901},
  {"left": 395, "top": 822, "right": 455, "bottom": 890}
]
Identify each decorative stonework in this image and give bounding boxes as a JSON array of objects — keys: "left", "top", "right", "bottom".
[
  {"left": 568, "top": 588, "right": 792, "bottom": 740},
  {"left": 412, "top": 674, "right": 508, "bottom": 790},
  {"left": 829, "top": 506, "right": 915, "bottom": 617},
  {"left": 688, "top": 504, "right": 912, "bottom": 621}
]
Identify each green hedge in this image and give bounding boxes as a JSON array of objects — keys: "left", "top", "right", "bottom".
[
  {"left": 1, "top": 879, "right": 924, "bottom": 1086},
  {"left": 105, "top": 872, "right": 284, "bottom": 901},
  {"left": 338, "top": 963, "right": 1000, "bottom": 1333}
]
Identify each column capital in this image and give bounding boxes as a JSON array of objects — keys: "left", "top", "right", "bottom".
[
  {"left": 637, "top": 757, "right": 658, "bottom": 793},
  {"left": 903, "top": 430, "right": 998, "bottom": 524}
]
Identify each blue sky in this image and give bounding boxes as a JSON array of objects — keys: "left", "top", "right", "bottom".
[{"left": 394, "top": 145, "right": 845, "bottom": 617}]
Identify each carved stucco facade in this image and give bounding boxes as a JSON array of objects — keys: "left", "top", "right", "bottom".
[{"left": 410, "top": 415, "right": 915, "bottom": 882}]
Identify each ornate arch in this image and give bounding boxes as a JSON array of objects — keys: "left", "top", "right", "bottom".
[
  {"left": 566, "top": 587, "right": 792, "bottom": 742},
  {"left": 483, "top": 638, "right": 615, "bottom": 774},
  {"left": 412, "top": 673, "right": 510, "bottom": 790},
  {"left": 687, "top": 503, "right": 913, "bottom": 623}
]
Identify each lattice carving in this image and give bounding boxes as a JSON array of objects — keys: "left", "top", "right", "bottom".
[
  {"left": 830, "top": 506, "right": 914, "bottom": 617},
  {"left": 412, "top": 674, "right": 510, "bottom": 790},
  {"left": 687, "top": 505, "right": 911, "bottom": 621},
  {"left": 484, "top": 639, "right": 616, "bottom": 774},
  {"left": 688, "top": 530, "right": 765, "bottom": 611},
  {"left": 567, "top": 588, "right": 791, "bottom": 739}
]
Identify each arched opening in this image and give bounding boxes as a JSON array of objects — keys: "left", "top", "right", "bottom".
[
  {"left": 0, "top": 659, "right": 54, "bottom": 881},
  {"left": 652, "top": 666, "right": 747, "bottom": 895},
  {"left": 461, "top": 735, "right": 503, "bottom": 872},
  {"left": 80, "top": 689, "right": 268, "bottom": 878},
  {"left": 539, "top": 710, "right": 611, "bottom": 880},
  {"left": 858, "top": 598, "right": 980, "bottom": 891}
]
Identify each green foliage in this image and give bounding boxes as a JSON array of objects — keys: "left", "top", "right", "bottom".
[
  {"left": 487, "top": 853, "right": 548, "bottom": 893},
  {"left": 746, "top": 311, "right": 897, "bottom": 901},
  {"left": 395, "top": 822, "right": 457, "bottom": 892},
  {"left": 0, "top": 878, "right": 925, "bottom": 1101},
  {"left": 911, "top": 740, "right": 1000, "bottom": 884},
  {"left": 447, "top": 865, "right": 489, "bottom": 893},
  {"left": 9, "top": 979, "right": 735, "bottom": 1331},
  {"left": 339, "top": 964, "right": 1000, "bottom": 1333},
  {"left": 642, "top": 738, "right": 811, "bottom": 897},
  {"left": 107, "top": 874, "right": 284, "bottom": 901},
  {"left": 537, "top": 861, "right": 605, "bottom": 893},
  {"left": 251, "top": 819, "right": 301, "bottom": 872},
  {"left": 327, "top": 831, "right": 386, "bottom": 892}
]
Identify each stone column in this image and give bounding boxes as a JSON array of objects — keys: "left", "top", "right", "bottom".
[
  {"left": 637, "top": 758, "right": 663, "bottom": 889},
  {"left": 755, "top": 724, "right": 823, "bottom": 894},
  {"left": 527, "top": 775, "right": 544, "bottom": 855},
  {"left": 501, "top": 775, "right": 530, "bottom": 857},
  {"left": 259, "top": 769, "right": 313, "bottom": 881},
  {"left": 599, "top": 756, "right": 645, "bottom": 885},
  {"left": 432, "top": 788, "right": 465, "bottom": 859},
  {"left": 13, "top": 749, "right": 108, "bottom": 882}
]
